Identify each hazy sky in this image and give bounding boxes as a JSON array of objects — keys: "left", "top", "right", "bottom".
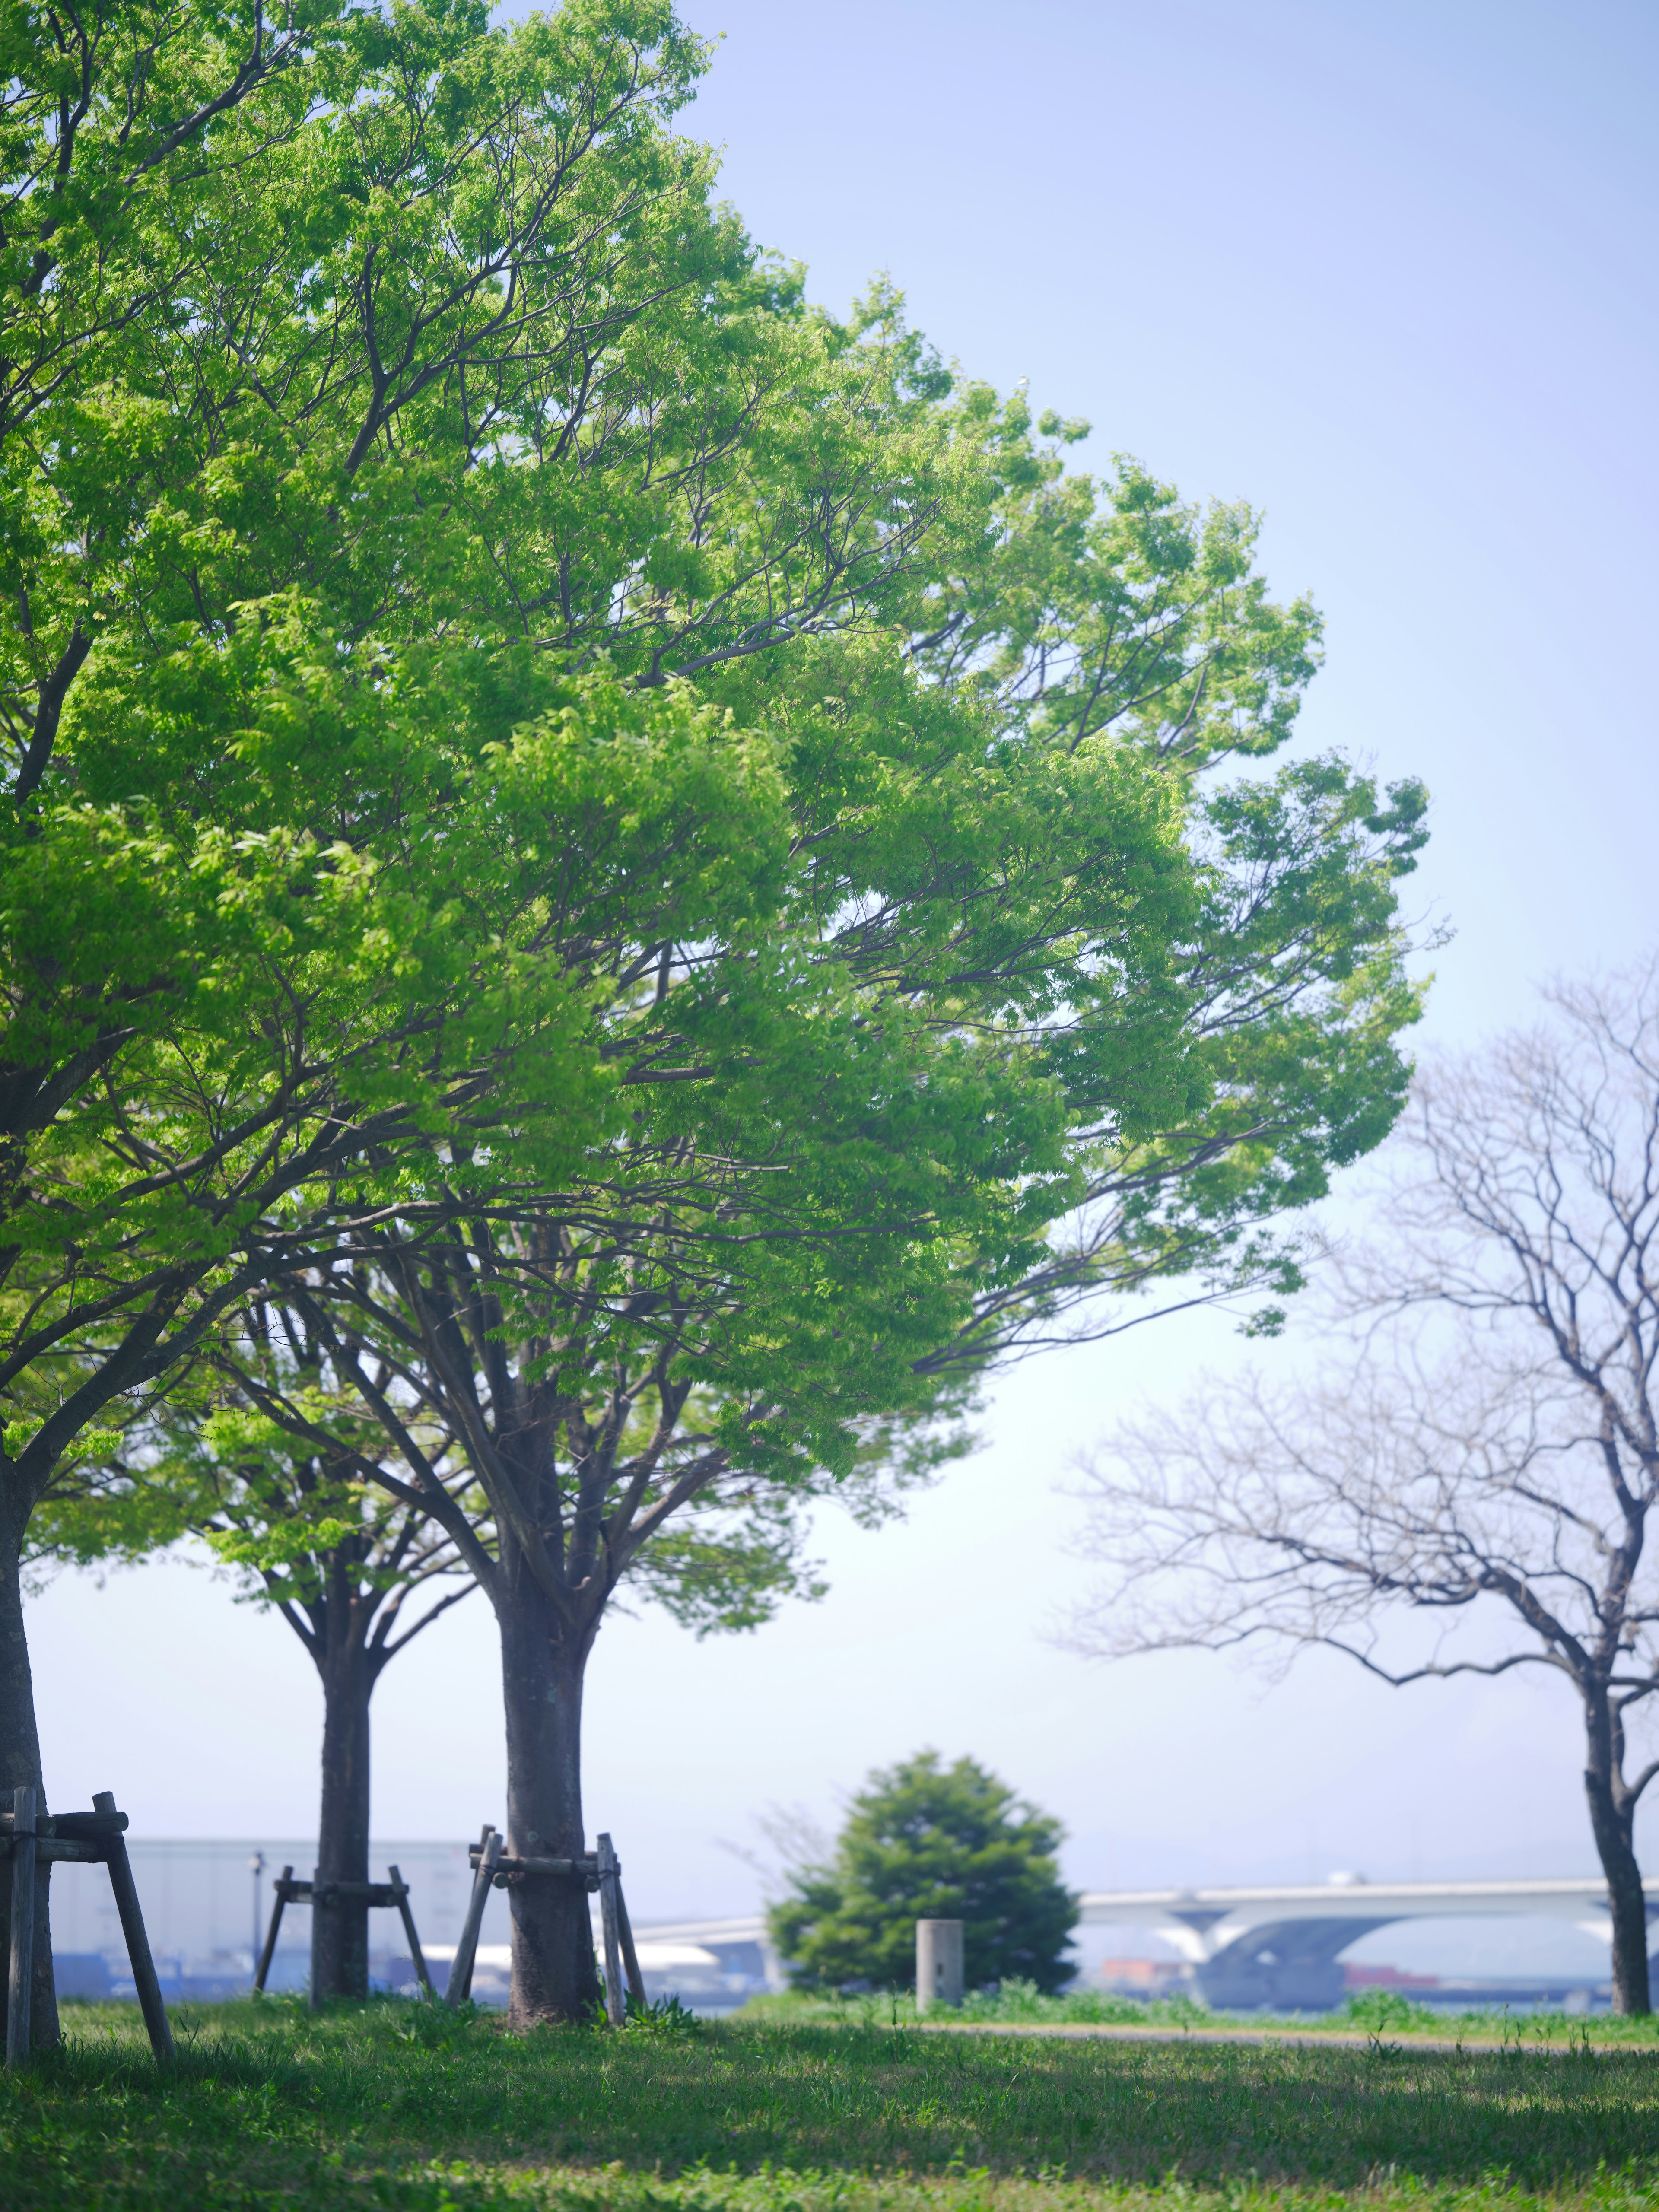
[{"left": 28, "top": 1, "right": 1659, "bottom": 1979}]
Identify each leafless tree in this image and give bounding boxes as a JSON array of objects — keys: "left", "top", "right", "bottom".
[{"left": 1069, "top": 964, "right": 1659, "bottom": 2013}]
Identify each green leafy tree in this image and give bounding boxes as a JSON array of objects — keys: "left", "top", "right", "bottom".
[
  {"left": 171, "top": 1325, "right": 483, "bottom": 2007},
  {"left": 0, "top": 0, "right": 973, "bottom": 2040},
  {"left": 26, "top": 1313, "right": 484, "bottom": 2005},
  {"left": 0, "top": 0, "right": 343, "bottom": 2042},
  {"left": 1, "top": 0, "right": 1429, "bottom": 2048},
  {"left": 769, "top": 1752, "right": 1077, "bottom": 1994},
  {"left": 201, "top": 424, "right": 1427, "bottom": 2028}
]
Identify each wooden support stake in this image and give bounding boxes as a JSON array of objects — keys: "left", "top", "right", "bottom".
[
  {"left": 6, "top": 1784, "right": 36, "bottom": 2068},
  {"left": 93, "top": 1792, "right": 175, "bottom": 2063},
  {"left": 388, "top": 1865, "right": 432, "bottom": 1997},
  {"left": 254, "top": 1865, "right": 292, "bottom": 1993},
  {"left": 596, "top": 1832, "right": 625, "bottom": 2028},
  {"left": 446, "top": 1828, "right": 500, "bottom": 2005},
  {"left": 614, "top": 1872, "right": 647, "bottom": 2015},
  {"left": 307, "top": 1861, "right": 328, "bottom": 2013}
]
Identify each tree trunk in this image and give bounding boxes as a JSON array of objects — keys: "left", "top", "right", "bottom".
[
  {"left": 0, "top": 1485, "right": 58, "bottom": 2049},
  {"left": 311, "top": 1632, "right": 375, "bottom": 2007},
  {"left": 1583, "top": 1700, "right": 1652, "bottom": 2015},
  {"left": 495, "top": 1544, "right": 601, "bottom": 2028}
]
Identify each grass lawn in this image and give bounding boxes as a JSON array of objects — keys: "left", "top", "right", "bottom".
[
  {"left": 3, "top": 1998, "right": 1658, "bottom": 2212},
  {"left": 753, "top": 1986, "right": 1659, "bottom": 2052}
]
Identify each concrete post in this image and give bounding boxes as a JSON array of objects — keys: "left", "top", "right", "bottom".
[{"left": 915, "top": 1919, "right": 964, "bottom": 2012}]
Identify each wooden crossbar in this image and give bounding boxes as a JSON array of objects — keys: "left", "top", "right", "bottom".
[
  {"left": 270, "top": 1875, "right": 413, "bottom": 1908},
  {"left": 2, "top": 1835, "right": 126, "bottom": 1866},
  {"left": 0, "top": 1807, "right": 128, "bottom": 1839},
  {"left": 467, "top": 1848, "right": 598, "bottom": 1882}
]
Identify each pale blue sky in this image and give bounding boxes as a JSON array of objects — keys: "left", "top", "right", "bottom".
[
  {"left": 30, "top": 2, "right": 1659, "bottom": 1979},
  {"left": 681, "top": 0, "right": 1659, "bottom": 1046}
]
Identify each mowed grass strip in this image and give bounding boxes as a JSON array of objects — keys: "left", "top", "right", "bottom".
[
  {"left": 0, "top": 1999, "right": 1655, "bottom": 2211},
  {"left": 750, "top": 1987, "right": 1659, "bottom": 2052}
]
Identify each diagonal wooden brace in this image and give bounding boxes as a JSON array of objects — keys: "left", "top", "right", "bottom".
[
  {"left": 94, "top": 1793, "right": 173, "bottom": 2063},
  {"left": 446, "top": 1829, "right": 502, "bottom": 2005}
]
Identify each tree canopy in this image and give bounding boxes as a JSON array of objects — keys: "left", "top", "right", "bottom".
[{"left": 0, "top": 0, "right": 1431, "bottom": 2037}]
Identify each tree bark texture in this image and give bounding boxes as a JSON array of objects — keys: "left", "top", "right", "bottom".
[
  {"left": 496, "top": 1541, "right": 600, "bottom": 2028},
  {"left": 1584, "top": 1703, "right": 1653, "bottom": 2014},
  {"left": 0, "top": 1491, "right": 57, "bottom": 2048},
  {"left": 310, "top": 1631, "right": 375, "bottom": 2007}
]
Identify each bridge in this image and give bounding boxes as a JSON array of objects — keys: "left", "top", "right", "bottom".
[
  {"left": 1074, "top": 1878, "right": 1644, "bottom": 2010},
  {"left": 638, "top": 1878, "right": 1650, "bottom": 2012}
]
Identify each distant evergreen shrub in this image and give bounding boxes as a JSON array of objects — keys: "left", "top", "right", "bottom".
[{"left": 767, "top": 1751, "right": 1077, "bottom": 1994}]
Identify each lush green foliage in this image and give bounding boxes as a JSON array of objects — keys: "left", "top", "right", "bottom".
[
  {"left": 2, "top": 2000, "right": 1656, "bottom": 2209},
  {"left": 1, "top": 0, "right": 1427, "bottom": 1606},
  {"left": 769, "top": 1752, "right": 1077, "bottom": 1993},
  {"left": 0, "top": 3, "right": 1433, "bottom": 2056},
  {"left": 0, "top": 0, "right": 1429, "bottom": 2032},
  {"left": 0, "top": 0, "right": 786, "bottom": 1511},
  {"left": 76, "top": 432, "right": 1433, "bottom": 1763}
]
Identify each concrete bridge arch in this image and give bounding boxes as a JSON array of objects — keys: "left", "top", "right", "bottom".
[{"left": 1077, "top": 1878, "right": 1656, "bottom": 2011}]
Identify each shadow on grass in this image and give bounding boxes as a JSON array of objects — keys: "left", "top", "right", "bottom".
[{"left": 2, "top": 2002, "right": 1656, "bottom": 2211}]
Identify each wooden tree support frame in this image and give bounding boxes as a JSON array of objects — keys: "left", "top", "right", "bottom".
[
  {"left": 1, "top": 1786, "right": 174, "bottom": 2069},
  {"left": 254, "top": 1862, "right": 432, "bottom": 1997},
  {"left": 461, "top": 1824, "right": 646, "bottom": 2023}
]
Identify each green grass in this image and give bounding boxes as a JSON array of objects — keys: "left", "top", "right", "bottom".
[
  {"left": 2, "top": 1995, "right": 1656, "bottom": 2212},
  {"left": 748, "top": 1983, "right": 1659, "bottom": 2050}
]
